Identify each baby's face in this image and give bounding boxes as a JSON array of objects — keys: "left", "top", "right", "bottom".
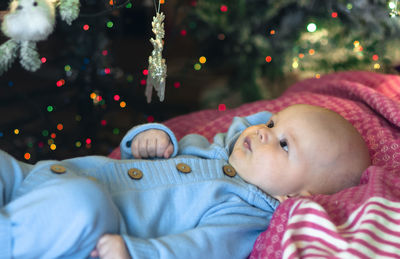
[{"left": 229, "top": 105, "right": 356, "bottom": 198}]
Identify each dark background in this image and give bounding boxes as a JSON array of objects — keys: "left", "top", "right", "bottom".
[
  {"left": 1, "top": 0, "right": 399, "bottom": 163},
  {"left": 0, "top": 1, "right": 211, "bottom": 162}
]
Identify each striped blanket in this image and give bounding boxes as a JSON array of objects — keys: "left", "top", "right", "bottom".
[{"left": 109, "top": 71, "right": 400, "bottom": 258}]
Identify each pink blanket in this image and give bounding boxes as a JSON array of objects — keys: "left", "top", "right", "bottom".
[{"left": 109, "top": 71, "right": 400, "bottom": 258}]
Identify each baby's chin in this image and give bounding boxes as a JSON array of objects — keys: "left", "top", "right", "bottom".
[
  {"left": 228, "top": 154, "right": 244, "bottom": 175},
  {"left": 227, "top": 153, "right": 236, "bottom": 166}
]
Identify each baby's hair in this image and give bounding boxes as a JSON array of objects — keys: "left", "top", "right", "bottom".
[{"left": 294, "top": 104, "right": 371, "bottom": 195}]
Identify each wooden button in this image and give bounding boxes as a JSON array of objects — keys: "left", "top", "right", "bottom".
[
  {"left": 223, "top": 165, "right": 236, "bottom": 177},
  {"left": 128, "top": 168, "right": 143, "bottom": 180},
  {"left": 176, "top": 163, "right": 191, "bottom": 174},
  {"left": 50, "top": 165, "right": 66, "bottom": 174}
]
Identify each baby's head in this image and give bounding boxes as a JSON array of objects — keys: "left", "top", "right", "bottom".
[{"left": 229, "top": 104, "right": 370, "bottom": 201}]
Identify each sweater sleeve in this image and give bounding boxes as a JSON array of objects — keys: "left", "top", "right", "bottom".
[
  {"left": 119, "top": 123, "right": 179, "bottom": 159},
  {"left": 121, "top": 200, "right": 274, "bottom": 259},
  {"left": 215, "top": 110, "right": 273, "bottom": 152},
  {"left": 178, "top": 111, "right": 273, "bottom": 159},
  {"left": 0, "top": 212, "right": 11, "bottom": 258},
  {"left": 0, "top": 149, "right": 32, "bottom": 258}
]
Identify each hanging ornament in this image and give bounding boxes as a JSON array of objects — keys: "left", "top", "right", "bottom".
[
  {"left": 145, "top": 0, "right": 167, "bottom": 103},
  {"left": 0, "top": 0, "right": 80, "bottom": 75}
]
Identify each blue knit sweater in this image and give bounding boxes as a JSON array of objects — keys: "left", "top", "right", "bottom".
[{"left": 0, "top": 111, "right": 278, "bottom": 259}]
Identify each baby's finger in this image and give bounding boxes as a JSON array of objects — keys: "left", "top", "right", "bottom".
[
  {"left": 138, "top": 139, "right": 149, "bottom": 158},
  {"left": 147, "top": 138, "right": 157, "bottom": 157},
  {"left": 96, "top": 234, "right": 111, "bottom": 247},
  {"left": 156, "top": 136, "right": 170, "bottom": 156},
  {"left": 93, "top": 235, "right": 109, "bottom": 258},
  {"left": 131, "top": 140, "right": 141, "bottom": 158},
  {"left": 90, "top": 249, "right": 99, "bottom": 258},
  {"left": 163, "top": 143, "right": 174, "bottom": 158},
  {"left": 156, "top": 138, "right": 166, "bottom": 157},
  {"left": 96, "top": 236, "right": 114, "bottom": 258}
]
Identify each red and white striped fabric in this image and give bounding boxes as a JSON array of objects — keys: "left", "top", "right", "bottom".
[
  {"left": 109, "top": 71, "right": 400, "bottom": 258},
  {"left": 281, "top": 196, "right": 400, "bottom": 258}
]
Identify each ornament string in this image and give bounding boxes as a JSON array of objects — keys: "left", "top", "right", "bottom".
[{"left": 153, "top": 0, "right": 161, "bottom": 14}]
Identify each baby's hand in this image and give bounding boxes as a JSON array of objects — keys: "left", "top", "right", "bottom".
[
  {"left": 90, "top": 234, "right": 131, "bottom": 259},
  {"left": 131, "top": 129, "right": 173, "bottom": 159}
]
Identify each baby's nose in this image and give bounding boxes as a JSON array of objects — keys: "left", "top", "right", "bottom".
[
  {"left": 256, "top": 127, "right": 268, "bottom": 143},
  {"left": 17, "top": 5, "right": 23, "bottom": 10}
]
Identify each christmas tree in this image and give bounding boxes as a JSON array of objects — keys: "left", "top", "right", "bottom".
[
  {"left": 176, "top": 0, "right": 400, "bottom": 101},
  {"left": 0, "top": 0, "right": 195, "bottom": 163},
  {"left": 1, "top": 0, "right": 400, "bottom": 163}
]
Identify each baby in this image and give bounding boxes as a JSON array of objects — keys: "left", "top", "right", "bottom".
[
  {"left": 0, "top": 104, "right": 370, "bottom": 259},
  {"left": 91, "top": 104, "right": 370, "bottom": 258}
]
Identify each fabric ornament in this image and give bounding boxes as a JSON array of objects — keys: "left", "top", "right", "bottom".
[{"left": 0, "top": 0, "right": 80, "bottom": 75}]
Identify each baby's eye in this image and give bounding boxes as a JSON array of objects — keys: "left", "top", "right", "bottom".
[
  {"left": 33, "top": 1, "right": 38, "bottom": 6},
  {"left": 280, "top": 140, "right": 288, "bottom": 152},
  {"left": 267, "top": 120, "right": 274, "bottom": 128}
]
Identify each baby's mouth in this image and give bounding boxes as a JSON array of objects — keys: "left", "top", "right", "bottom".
[{"left": 244, "top": 137, "right": 252, "bottom": 151}]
